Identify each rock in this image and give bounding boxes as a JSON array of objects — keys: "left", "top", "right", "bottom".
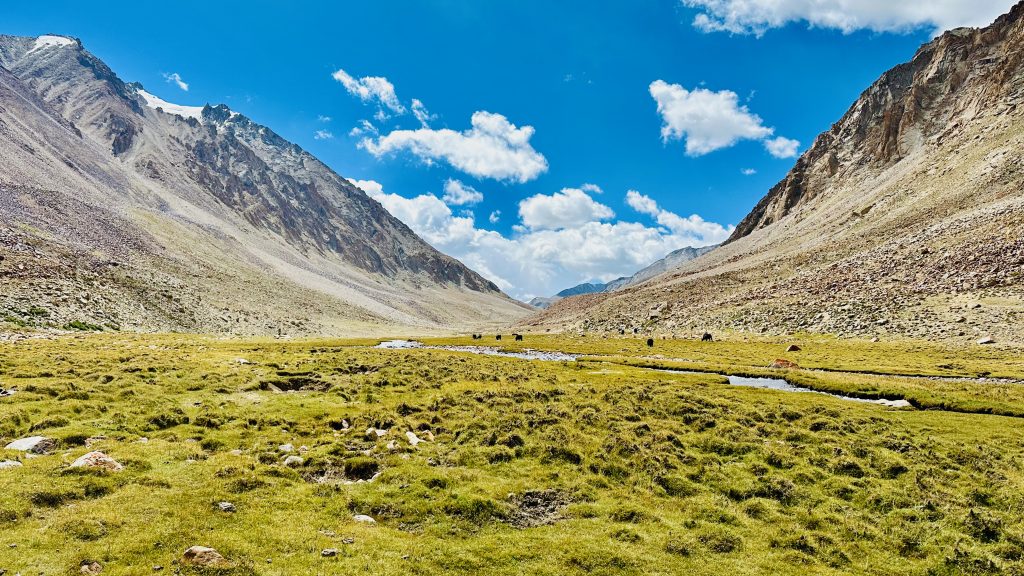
[
  {"left": 977, "top": 337, "right": 996, "bottom": 345},
  {"left": 278, "top": 443, "right": 294, "bottom": 453},
  {"left": 0, "top": 460, "right": 23, "bottom": 470},
  {"left": 283, "top": 455, "right": 304, "bottom": 467},
  {"left": 69, "top": 451, "right": 124, "bottom": 472},
  {"left": 365, "top": 427, "right": 388, "bottom": 439},
  {"left": 80, "top": 561, "right": 102, "bottom": 574},
  {"left": 785, "top": 344, "right": 801, "bottom": 352},
  {"left": 406, "top": 431, "right": 423, "bottom": 446},
  {"left": 769, "top": 359, "right": 801, "bottom": 370},
  {"left": 5, "top": 436, "right": 56, "bottom": 454},
  {"left": 182, "top": 546, "right": 228, "bottom": 567},
  {"left": 353, "top": 514, "right": 376, "bottom": 524},
  {"left": 0, "top": 387, "right": 14, "bottom": 397},
  {"left": 321, "top": 548, "right": 338, "bottom": 557},
  {"left": 229, "top": 449, "right": 243, "bottom": 456},
  {"left": 218, "top": 501, "right": 236, "bottom": 513}
]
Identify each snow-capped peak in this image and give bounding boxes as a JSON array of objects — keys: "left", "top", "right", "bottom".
[
  {"left": 29, "top": 35, "right": 75, "bottom": 54},
  {"left": 137, "top": 88, "right": 205, "bottom": 122}
]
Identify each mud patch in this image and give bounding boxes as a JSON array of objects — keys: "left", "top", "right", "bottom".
[{"left": 506, "top": 489, "right": 569, "bottom": 528}]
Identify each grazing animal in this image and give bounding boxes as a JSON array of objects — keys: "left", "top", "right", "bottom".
[
  {"left": 646, "top": 338, "right": 654, "bottom": 347},
  {"left": 514, "top": 334, "right": 523, "bottom": 341},
  {"left": 496, "top": 335, "right": 502, "bottom": 341},
  {"left": 702, "top": 333, "right": 713, "bottom": 342}
]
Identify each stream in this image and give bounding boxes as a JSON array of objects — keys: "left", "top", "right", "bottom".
[{"left": 374, "top": 340, "right": 912, "bottom": 408}]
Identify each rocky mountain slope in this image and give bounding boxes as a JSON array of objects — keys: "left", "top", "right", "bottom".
[
  {"left": 0, "top": 34, "right": 529, "bottom": 336},
  {"left": 526, "top": 3, "right": 1024, "bottom": 343}
]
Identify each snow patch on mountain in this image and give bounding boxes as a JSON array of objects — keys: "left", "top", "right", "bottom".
[
  {"left": 137, "top": 88, "right": 205, "bottom": 121},
  {"left": 29, "top": 35, "right": 75, "bottom": 53}
]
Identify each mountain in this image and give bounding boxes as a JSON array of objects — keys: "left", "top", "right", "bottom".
[
  {"left": 524, "top": 3, "right": 1024, "bottom": 343},
  {"left": 604, "top": 245, "right": 717, "bottom": 291},
  {"left": 0, "top": 34, "right": 529, "bottom": 335},
  {"left": 527, "top": 280, "right": 623, "bottom": 310}
]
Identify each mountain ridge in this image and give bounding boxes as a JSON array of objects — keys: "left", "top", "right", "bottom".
[
  {"left": 524, "top": 3, "right": 1024, "bottom": 343},
  {"left": 0, "top": 33, "right": 528, "bottom": 335}
]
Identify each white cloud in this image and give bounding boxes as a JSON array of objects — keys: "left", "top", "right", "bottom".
[
  {"left": 764, "top": 136, "right": 800, "bottom": 158},
  {"left": 314, "top": 130, "right": 334, "bottom": 140},
  {"left": 361, "top": 111, "right": 548, "bottom": 183},
  {"left": 411, "top": 99, "right": 436, "bottom": 127},
  {"left": 741, "top": 168, "right": 757, "bottom": 175},
  {"left": 488, "top": 210, "right": 501, "bottom": 224},
  {"left": 650, "top": 79, "right": 797, "bottom": 158},
  {"left": 519, "top": 188, "right": 615, "bottom": 230},
  {"left": 332, "top": 68, "right": 406, "bottom": 114},
  {"left": 682, "top": 0, "right": 1016, "bottom": 35},
  {"left": 350, "top": 180, "right": 732, "bottom": 300},
  {"left": 442, "top": 179, "right": 484, "bottom": 206},
  {"left": 318, "top": 115, "right": 332, "bottom": 123},
  {"left": 626, "top": 190, "right": 732, "bottom": 240},
  {"left": 162, "top": 72, "right": 188, "bottom": 92},
  {"left": 349, "top": 120, "right": 378, "bottom": 138},
  {"left": 581, "top": 183, "right": 603, "bottom": 194}
]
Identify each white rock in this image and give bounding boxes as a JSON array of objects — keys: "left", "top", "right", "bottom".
[
  {"left": 0, "top": 460, "right": 23, "bottom": 470},
  {"left": 5, "top": 436, "right": 55, "bottom": 454},
  {"left": 218, "top": 501, "right": 236, "bottom": 513},
  {"left": 283, "top": 455, "right": 304, "bottom": 467},
  {"left": 353, "top": 514, "right": 376, "bottom": 524},
  {"left": 365, "top": 427, "right": 388, "bottom": 439},
  {"left": 406, "top": 431, "right": 422, "bottom": 446},
  {"left": 69, "top": 451, "right": 124, "bottom": 472},
  {"left": 279, "top": 443, "right": 294, "bottom": 453}
]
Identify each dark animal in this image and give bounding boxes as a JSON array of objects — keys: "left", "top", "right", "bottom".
[
  {"left": 646, "top": 338, "right": 654, "bottom": 347},
  {"left": 496, "top": 335, "right": 502, "bottom": 341},
  {"left": 633, "top": 328, "right": 640, "bottom": 334},
  {"left": 619, "top": 329, "right": 625, "bottom": 335},
  {"left": 702, "top": 333, "right": 713, "bottom": 342},
  {"left": 514, "top": 334, "right": 523, "bottom": 341}
]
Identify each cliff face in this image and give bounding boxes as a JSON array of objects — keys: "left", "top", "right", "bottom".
[
  {"left": 527, "top": 3, "right": 1024, "bottom": 343},
  {"left": 730, "top": 2, "right": 1024, "bottom": 241},
  {"left": 0, "top": 34, "right": 525, "bottom": 335}
]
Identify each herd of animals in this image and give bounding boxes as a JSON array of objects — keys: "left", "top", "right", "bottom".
[{"left": 468, "top": 333, "right": 714, "bottom": 347}]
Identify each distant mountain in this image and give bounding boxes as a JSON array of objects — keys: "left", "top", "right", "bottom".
[
  {"left": 525, "top": 3, "right": 1024, "bottom": 343},
  {"left": 527, "top": 245, "right": 716, "bottom": 309},
  {"left": 0, "top": 34, "right": 529, "bottom": 335}
]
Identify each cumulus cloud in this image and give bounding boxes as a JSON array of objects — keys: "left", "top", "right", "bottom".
[
  {"left": 332, "top": 68, "right": 405, "bottom": 114},
  {"left": 162, "top": 72, "right": 188, "bottom": 91},
  {"left": 361, "top": 111, "right": 549, "bottom": 183},
  {"left": 318, "top": 115, "right": 332, "bottom": 123},
  {"left": 650, "top": 79, "right": 798, "bottom": 157},
  {"left": 741, "top": 168, "right": 757, "bottom": 175},
  {"left": 314, "top": 129, "right": 334, "bottom": 140},
  {"left": 488, "top": 210, "right": 501, "bottom": 224},
  {"left": 764, "top": 136, "right": 800, "bottom": 158},
  {"left": 519, "top": 188, "right": 615, "bottom": 230},
  {"left": 442, "top": 179, "right": 484, "bottom": 206},
  {"left": 682, "top": 0, "right": 1016, "bottom": 36},
  {"left": 626, "top": 190, "right": 733, "bottom": 240},
  {"left": 349, "top": 180, "right": 731, "bottom": 299}
]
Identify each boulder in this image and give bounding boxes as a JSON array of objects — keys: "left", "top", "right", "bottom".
[
  {"left": 321, "top": 548, "right": 338, "bottom": 557},
  {"left": 406, "top": 431, "right": 423, "bottom": 446},
  {"left": 365, "top": 427, "right": 388, "bottom": 439},
  {"left": 278, "top": 443, "right": 294, "bottom": 453},
  {"left": 785, "top": 345, "right": 802, "bottom": 352},
  {"left": 69, "top": 451, "right": 124, "bottom": 472},
  {"left": 977, "top": 337, "right": 996, "bottom": 345},
  {"left": 80, "top": 561, "right": 102, "bottom": 575},
  {"left": 0, "top": 460, "right": 23, "bottom": 470},
  {"left": 283, "top": 455, "right": 304, "bottom": 467},
  {"left": 218, "top": 501, "right": 236, "bottom": 513},
  {"left": 353, "top": 514, "right": 376, "bottom": 524},
  {"left": 770, "top": 359, "right": 801, "bottom": 370},
  {"left": 182, "top": 546, "right": 228, "bottom": 567},
  {"left": 5, "top": 436, "right": 56, "bottom": 454}
]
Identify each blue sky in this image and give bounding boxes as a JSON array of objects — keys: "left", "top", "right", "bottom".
[{"left": 4, "top": 0, "right": 1016, "bottom": 299}]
